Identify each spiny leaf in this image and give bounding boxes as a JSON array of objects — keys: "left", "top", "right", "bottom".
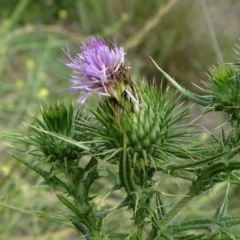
[
  {"left": 106, "top": 168, "right": 121, "bottom": 191},
  {"left": 214, "top": 198, "right": 229, "bottom": 219},
  {"left": 174, "top": 233, "right": 205, "bottom": 240},
  {"left": 26, "top": 124, "right": 90, "bottom": 151},
  {"left": 156, "top": 193, "right": 166, "bottom": 220},
  {"left": 150, "top": 57, "right": 210, "bottom": 107},
  {"left": 12, "top": 154, "right": 69, "bottom": 191},
  {"left": 0, "top": 201, "right": 70, "bottom": 225},
  {"left": 82, "top": 157, "right": 99, "bottom": 195},
  {"left": 56, "top": 194, "right": 91, "bottom": 228},
  {"left": 219, "top": 226, "right": 235, "bottom": 240}
]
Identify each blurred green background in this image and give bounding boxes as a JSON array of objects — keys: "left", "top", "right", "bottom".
[{"left": 1, "top": 0, "right": 240, "bottom": 239}]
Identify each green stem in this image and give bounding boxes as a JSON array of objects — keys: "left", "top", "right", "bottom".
[
  {"left": 168, "top": 151, "right": 227, "bottom": 170},
  {"left": 135, "top": 207, "right": 144, "bottom": 237},
  {"left": 72, "top": 221, "right": 93, "bottom": 240},
  {"left": 159, "top": 162, "right": 214, "bottom": 228},
  {"left": 159, "top": 160, "right": 240, "bottom": 229},
  {"left": 163, "top": 143, "right": 240, "bottom": 172},
  {"left": 159, "top": 189, "right": 196, "bottom": 228}
]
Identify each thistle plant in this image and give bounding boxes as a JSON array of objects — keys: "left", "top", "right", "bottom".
[{"left": 3, "top": 36, "right": 240, "bottom": 239}]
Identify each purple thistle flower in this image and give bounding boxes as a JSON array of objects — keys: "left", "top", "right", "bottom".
[{"left": 63, "top": 36, "right": 129, "bottom": 105}]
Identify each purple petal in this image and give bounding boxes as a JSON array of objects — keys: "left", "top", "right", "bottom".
[{"left": 63, "top": 36, "right": 125, "bottom": 105}]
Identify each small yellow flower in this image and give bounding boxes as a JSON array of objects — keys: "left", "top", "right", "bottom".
[
  {"left": 15, "top": 79, "right": 24, "bottom": 88},
  {"left": 1, "top": 165, "right": 10, "bottom": 176},
  {"left": 121, "top": 13, "right": 129, "bottom": 21},
  {"left": 38, "top": 88, "right": 49, "bottom": 99},
  {"left": 26, "top": 59, "right": 35, "bottom": 69},
  {"left": 2, "top": 19, "right": 10, "bottom": 27},
  {"left": 6, "top": 99, "right": 13, "bottom": 109},
  {"left": 0, "top": 46, "right": 6, "bottom": 55},
  {"left": 58, "top": 9, "right": 68, "bottom": 19},
  {"left": 20, "top": 183, "right": 29, "bottom": 193}
]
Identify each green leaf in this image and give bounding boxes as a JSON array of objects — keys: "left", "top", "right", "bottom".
[
  {"left": 26, "top": 125, "right": 90, "bottom": 151},
  {"left": 12, "top": 154, "right": 69, "bottom": 191},
  {"left": 106, "top": 168, "right": 121, "bottom": 191},
  {"left": 119, "top": 133, "right": 137, "bottom": 193},
  {"left": 107, "top": 232, "right": 129, "bottom": 239},
  {"left": 156, "top": 192, "right": 166, "bottom": 220},
  {"left": 157, "top": 230, "right": 174, "bottom": 240},
  {"left": 174, "top": 233, "right": 205, "bottom": 240},
  {"left": 117, "top": 196, "right": 130, "bottom": 209},
  {"left": 56, "top": 194, "right": 91, "bottom": 228},
  {"left": 82, "top": 157, "right": 99, "bottom": 195},
  {"left": 150, "top": 57, "right": 211, "bottom": 107},
  {"left": 214, "top": 198, "right": 229, "bottom": 219},
  {"left": 219, "top": 226, "right": 235, "bottom": 240},
  {"left": 0, "top": 201, "right": 70, "bottom": 226}
]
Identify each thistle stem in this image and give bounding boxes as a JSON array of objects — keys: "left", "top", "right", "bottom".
[
  {"left": 159, "top": 189, "right": 196, "bottom": 228},
  {"left": 158, "top": 145, "right": 240, "bottom": 229}
]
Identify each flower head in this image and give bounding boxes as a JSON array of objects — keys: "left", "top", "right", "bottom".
[{"left": 63, "top": 36, "right": 129, "bottom": 105}]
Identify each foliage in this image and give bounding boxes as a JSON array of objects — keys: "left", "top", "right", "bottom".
[
  {"left": 1, "top": 0, "right": 240, "bottom": 239},
  {"left": 3, "top": 44, "right": 240, "bottom": 238}
]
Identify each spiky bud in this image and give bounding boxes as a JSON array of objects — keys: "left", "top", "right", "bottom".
[
  {"left": 29, "top": 101, "right": 86, "bottom": 166},
  {"left": 204, "top": 64, "right": 240, "bottom": 114},
  {"left": 41, "top": 100, "right": 73, "bottom": 136},
  {"left": 92, "top": 79, "right": 193, "bottom": 189}
]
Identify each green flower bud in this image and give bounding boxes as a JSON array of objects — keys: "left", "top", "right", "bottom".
[
  {"left": 93, "top": 79, "right": 192, "bottom": 169},
  {"left": 208, "top": 64, "right": 233, "bottom": 83},
  {"left": 152, "top": 58, "right": 240, "bottom": 114},
  {"left": 29, "top": 101, "right": 87, "bottom": 166},
  {"left": 203, "top": 64, "right": 240, "bottom": 119},
  {"left": 41, "top": 100, "right": 73, "bottom": 136}
]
